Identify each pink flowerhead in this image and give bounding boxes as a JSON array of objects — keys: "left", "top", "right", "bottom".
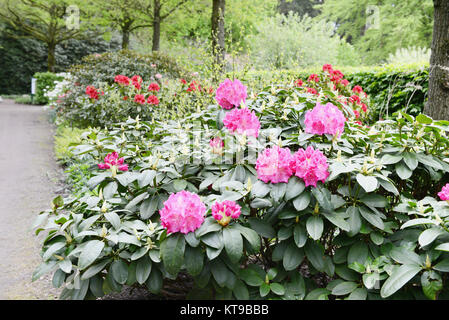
[
  {"left": 361, "top": 103, "right": 368, "bottom": 112},
  {"left": 159, "top": 191, "right": 206, "bottom": 234},
  {"left": 187, "top": 80, "right": 200, "bottom": 92},
  {"left": 223, "top": 107, "right": 260, "bottom": 138},
  {"left": 341, "top": 79, "right": 350, "bottom": 86},
  {"left": 349, "top": 95, "right": 361, "bottom": 105},
  {"left": 215, "top": 78, "right": 248, "bottom": 110},
  {"left": 98, "top": 152, "right": 128, "bottom": 172},
  {"left": 331, "top": 69, "right": 344, "bottom": 79},
  {"left": 438, "top": 184, "right": 449, "bottom": 201},
  {"left": 256, "top": 145, "right": 294, "bottom": 184},
  {"left": 114, "top": 75, "right": 130, "bottom": 86},
  {"left": 147, "top": 95, "right": 159, "bottom": 105},
  {"left": 134, "top": 94, "right": 146, "bottom": 104},
  {"left": 155, "top": 73, "right": 162, "bottom": 79},
  {"left": 148, "top": 82, "right": 160, "bottom": 92},
  {"left": 151, "top": 64, "right": 156, "bottom": 68},
  {"left": 292, "top": 146, "right": 329, "bottom": 188},
  {"left": 210, "top": 137, "right": 224, "bottom": 155},
  {"left": 304, "top": 102, "right": 346, "bottom": 138},
  {"left": 211, "top": 200, "right": 241, "bottom": 227}
]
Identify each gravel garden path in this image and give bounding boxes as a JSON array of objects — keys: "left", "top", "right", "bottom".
[{"left": 0, "top": 99, "right": 62, "bottom": 299}]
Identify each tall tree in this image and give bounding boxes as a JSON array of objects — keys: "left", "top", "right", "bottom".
[
  {"left": 0, "top": 0, "right": 94, "bottom": 72},
  {"left": 423, "top": 0, "right": 449, "bottom": 120},
  {"left": 211, "top": 0, "right": 225, "bottom": 73}
]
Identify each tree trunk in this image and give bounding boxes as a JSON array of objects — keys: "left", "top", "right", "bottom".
[
  {"left": 211, "top": 0, "right": 225, "bottom": 74},
  {"left": 122, "top": 28, "right": 130, "bottom": 50},
  {"left": 423, "top": 0, "right": 449, "bottom": 120},
  {"left": 152, "top": 0, "right": 161, "bottom": 51},
  {"left": 47, "top": 42, "right": 56, "bottom": 72}
]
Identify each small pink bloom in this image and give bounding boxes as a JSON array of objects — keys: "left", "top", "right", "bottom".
[
  {"left": 151, "top": 64, "right": 156, "bottom": 68},
  {"left": 159, "top": 191, "right": 206, "bottom": 234},
  {"left": 256, "top": 146, "right": 294, "bottom": 184},
  {"left": 223, "top": 107, "right": 260, "bottom": 138},
  {"left": 98, "top": 152, "right": 128, "bottom": 173},
  {"left": 155, "top": 73, "right": 162, "bottom": 79},
  {"left": 210, "top": 137, "right": 224, "bottom": 155},
  {"left": 361, "top": 103, "right": 368, "bottom": 112},
  {"left": 306, "top": 87, "right": 318, "bottom": 95},
  {"left": 292, "top": 146, "right": 329, "bottom": 188},
  {"left": 353, "top": 109, "right": 360, "bottom": 119},
  {"left": 341, "top": 79, "right": 350, "bottom": 86},
  {"left": 304, "top": 102, "right": 346, "bottom": 137},
  {"left": 211, "top": 200, "right": 241, "bottom": 226},
  {"left": 215, "top": 78, "right": 248, "bottom": 110},
  {"left": 438, "top": 184, "right": 449, "bottom": 201}
]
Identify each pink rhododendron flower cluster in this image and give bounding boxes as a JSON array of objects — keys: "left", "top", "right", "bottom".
[
  {"left": 292, "top": 146, "right": 330, "bottom": 187},
  {"left": 438, "top": 184, "right": 449, "bottom": 201},
  {"left": 304, "top": 102, "right": 346, "bottom": 137},
  {"left": 134, "top": 94, "right": 146, "bottom": 104},
  {"left": 215, "top": 78, "right": 247, "bottom": 110},
  {"left": 223, "top": 107, "right": 260, "bottom": 138},
  {"left": 159, "top": 191, "right": 206, "bottom": 234},
  {"left": 211, "top": 200, "right": 241, "bottom": 226},
  {"left": 256, "top": 146, "right": 295, "bottom": 184},
  {"left": 210, "top": 137, "right": 224, "bottom": 155},
  {"left": 98, "top": 152, "right": 128, "bottom": 172}
]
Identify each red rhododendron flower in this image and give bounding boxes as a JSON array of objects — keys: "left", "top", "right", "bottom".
[
  {"left": 187, "top": 80, "right": 201, "bottom": 92},
  {"left": 85, "top": 85, "right": 100, "bottom": 100},
  {"left": 341, "top": 79, "right": 350, "bottom": 86},
  {"left": 353, "top": 109, "right": 360, "bottom": 119},
  {"left": 134, "top": 94, "right": 146, "bottom": 104},
  {"left": 361, "top": 103, "right": 368, "bottom": 112},
  {"left": 331, "top": 69, "right": 344, "bottom": 79},
  {"left": 147, "top": 95, "right": 159, "bottom": 105},
  {"left": 180, "top": 79, "right": 187, "bottom": 84},
  {"left": 349, "top": 95, "right": 361, "bottom": 105},
  {"left": 352, "top": 85, "right": 363, "bottom": 93},
  {"left": 306, "top": 87, "right": 318, "bottom": 95},
  {"left": 308, "top": 74, "right": 320, "bottom": 82},
  {"left": 114, "top": 75, "right": 130, "bottom": 85},
  {"left": 123, "top": 96, "right": 128, "bottom": 101},
  {"left": 294, "top": 79, "right": 304, "bottom": 87},
  {"left": 148, "top": 82, "right": 160, "bottom": 92},
  {"left": 323, "top": 64, "right": 333, "bottom": 73},
  {"left": 131, "top": 75, "right": 142, "bottom": 90}
]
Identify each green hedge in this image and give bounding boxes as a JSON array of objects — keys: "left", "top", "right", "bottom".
[
  {"left": 32, "top": 72, "right": 65, "bottom": 105},
  {"left": 233, "top": 62, "right": 429, "bottom": 119}
]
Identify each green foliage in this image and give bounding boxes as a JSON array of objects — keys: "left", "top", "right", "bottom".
[
  {"left": 247, "top": 13, "right": 360, "bottom": 70},
  {"left": 54, "top": 125, "right": 85, "bottom": 164},
  {"left": 34, "top": 70, "right": 449, "bottom": 300},
  {"left": 387, "top": 46, "right": 431, "bottom": 65},
  {"left": 33, "top": 72, "right": 65, "bottom": 105},
  {"left": 68, "top": 50, "right": 188, "bottom": 87},
  {"left": 317, "top": 0, "right": 433, "bottom": 65}
]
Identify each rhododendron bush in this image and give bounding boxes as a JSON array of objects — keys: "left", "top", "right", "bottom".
[{"left": 34, "top": 66, "right": 449, "bottom": 300}]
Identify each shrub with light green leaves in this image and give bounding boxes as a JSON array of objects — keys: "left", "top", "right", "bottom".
[{"left": 33, "top": 69, "right": 449, "bottom": 301}]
